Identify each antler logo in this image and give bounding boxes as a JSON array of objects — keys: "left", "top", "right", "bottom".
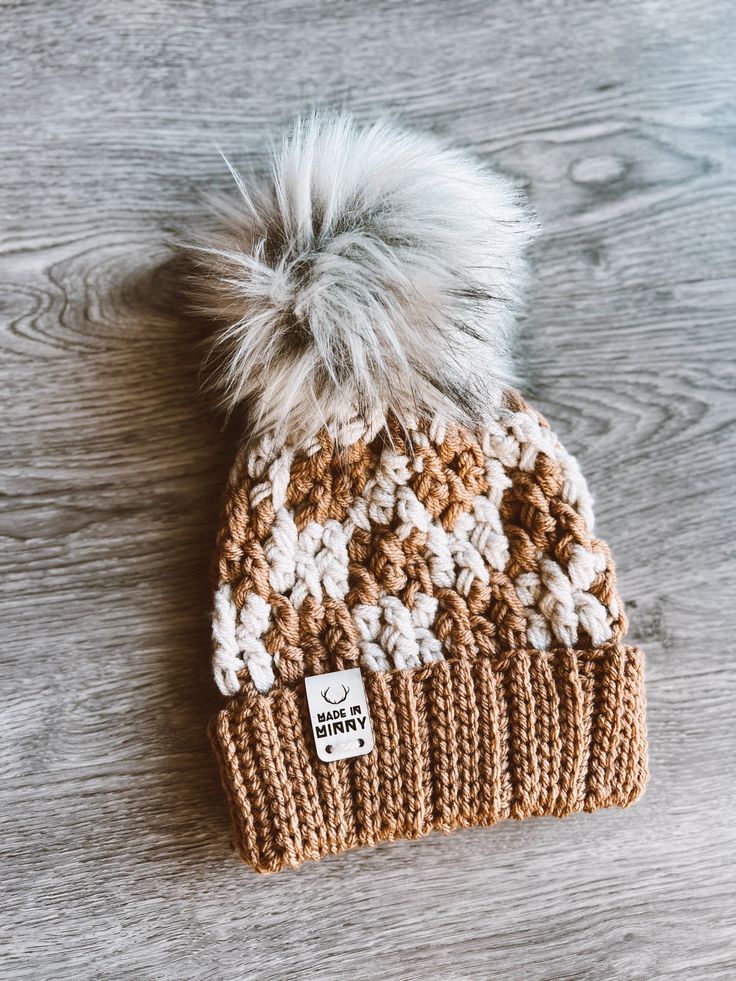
[{"left": 321, "top": 684, "right": 350, "bottom": 705}]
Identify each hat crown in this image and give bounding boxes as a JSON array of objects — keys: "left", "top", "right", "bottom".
[{"left": 212, "top": 394, "right": 624, "bottom": 698}]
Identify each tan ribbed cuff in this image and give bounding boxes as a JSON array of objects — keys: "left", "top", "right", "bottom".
[{"left": 210, "top": 643, "right": 648, "bottom": 873}]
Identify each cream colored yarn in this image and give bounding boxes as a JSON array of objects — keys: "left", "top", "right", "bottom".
[{"left": 212, "top": 398, "right": 619, "bottom": 698}]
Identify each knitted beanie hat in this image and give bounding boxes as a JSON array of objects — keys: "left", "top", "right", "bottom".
[{"left": 197, "top": 115, "right": 648, "bottom": 873}]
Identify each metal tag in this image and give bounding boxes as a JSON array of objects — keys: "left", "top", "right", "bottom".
[{"left": 304, "top": 668, "right": 374, "bottom": 763}]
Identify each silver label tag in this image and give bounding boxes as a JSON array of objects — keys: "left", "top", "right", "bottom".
[{"left": 304, "top": 668, "right": 374, "bottom": 763}]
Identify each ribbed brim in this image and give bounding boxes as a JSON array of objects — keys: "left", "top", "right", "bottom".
[{"left": 210, "top": 643, "right": 648, "bottom": 873}]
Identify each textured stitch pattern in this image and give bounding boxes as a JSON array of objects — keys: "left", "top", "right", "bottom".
[{"left": 212, "top": 393, "right": 624, "bottom": 697}]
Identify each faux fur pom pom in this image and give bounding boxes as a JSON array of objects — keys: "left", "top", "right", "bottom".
[{"left": 193, "top": 113, "right": 537, "bottom": 445}]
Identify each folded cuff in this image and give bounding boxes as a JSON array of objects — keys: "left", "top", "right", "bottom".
[{"left": 210, "top": 643, "right": 648, "bottom": 873}]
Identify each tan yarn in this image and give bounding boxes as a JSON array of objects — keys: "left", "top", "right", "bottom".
[{"left": 209, "top": 393, "right": 648, "bottom": 872}]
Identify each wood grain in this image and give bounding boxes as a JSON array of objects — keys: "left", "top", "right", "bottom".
[{"left": 1, "top": 0, "right": 735, "bottom": 978}]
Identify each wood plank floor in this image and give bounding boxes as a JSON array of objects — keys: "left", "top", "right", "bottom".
[{"left": 2, "top": 1, "right": 735, "bottom": 978}]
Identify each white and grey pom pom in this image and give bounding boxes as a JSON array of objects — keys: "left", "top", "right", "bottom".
[{"left": 192, "top": 113, "right": 537, "bottom": 445}]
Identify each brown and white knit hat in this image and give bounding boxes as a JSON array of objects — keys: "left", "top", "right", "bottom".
[{"left": 196, "top": 114, "right": 648, "bottom": 873}]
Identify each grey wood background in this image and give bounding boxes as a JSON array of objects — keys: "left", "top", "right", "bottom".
[{"left": 2, "top": 1, "right": 735, "bottom": 978}]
